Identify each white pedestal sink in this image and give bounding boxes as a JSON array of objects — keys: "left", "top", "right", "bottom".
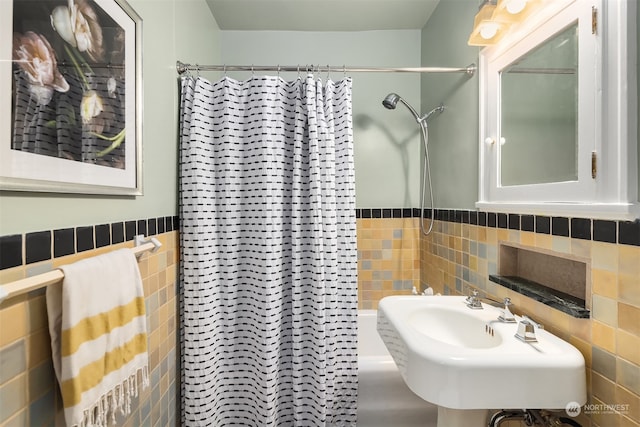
[{"left": 377, "top": 295, "right": 587, "bottom": 427}]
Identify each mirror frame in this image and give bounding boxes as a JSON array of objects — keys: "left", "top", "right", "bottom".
[{"left": 476, "top": 0, "right": 639, "bottom": 220}]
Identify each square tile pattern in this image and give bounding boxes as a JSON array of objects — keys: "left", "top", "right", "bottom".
[
  {"left": 0, "top": 228, "right": 179, "bottom": 427},
  {"left": 357, "top": 218, "right": 421, "bottom": 309}
]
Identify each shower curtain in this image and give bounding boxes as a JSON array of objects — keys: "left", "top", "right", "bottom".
[{"left": 178, "top": 74, "right": 358, "bottom": 426}]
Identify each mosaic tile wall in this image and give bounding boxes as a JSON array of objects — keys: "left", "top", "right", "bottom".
[
  {"left": 420, "top": 210, "right": 640, "bottom": 427},
  {"left": 0, "top": 218, "right": 179, "bottom": 427},
  {"left": 357, "top": 209, "right": 422, "bottom": 309}
]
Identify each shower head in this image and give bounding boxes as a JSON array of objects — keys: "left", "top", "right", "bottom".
[
  {"left": 382, "top": 93, "right": 421, "bottom": 122},
  {"left": 382, "top": 93, "right": 401, "bottom": 110}
]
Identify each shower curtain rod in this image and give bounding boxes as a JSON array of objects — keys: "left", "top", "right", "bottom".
[{"left": 176, "top": 61, "right": 476, "bottom": 76}]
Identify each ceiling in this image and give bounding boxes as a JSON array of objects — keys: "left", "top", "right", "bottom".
[{"left": 205, "top": 0, "right": 441, "bottom": 31}]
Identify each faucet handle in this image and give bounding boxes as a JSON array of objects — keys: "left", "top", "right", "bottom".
[
  {"left": 465, "top": 289, "right": 483, "bottom": 309},
  {"left": 521, "top": 315, "right": 544, "bottom": 329},
  {"left": 515, "top": 318, "right": 537, "bottom": 342},
  {"left": 464, "top": 288, "right": 478, "bottom": 303},
  {"left": 515, "top": 315, "right": 544, "bottom": 342}
]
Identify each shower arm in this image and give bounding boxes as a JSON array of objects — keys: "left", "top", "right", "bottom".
[{"left": 420, "top": 104, "right": 445, "bottom": 124}]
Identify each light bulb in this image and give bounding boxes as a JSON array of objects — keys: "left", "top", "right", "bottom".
[
  {"left": 480, "top": 22, "right": 500, "bottom": 39},
  {"left": 506, "top": 0, "right": 527, "bottom": 14}
]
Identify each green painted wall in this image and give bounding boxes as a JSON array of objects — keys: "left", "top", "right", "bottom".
[
  {"left": 220, "top": 30, "right": 423, "bottom": 209},
  {"left": 0, "top": 0, "right": 221, "bottom": 236},
  {"left": 3, "top": 1, "right": 635, "bottom": 229},
  {"left": 420, "top": 0, "right": 480, "bottom": 210}
]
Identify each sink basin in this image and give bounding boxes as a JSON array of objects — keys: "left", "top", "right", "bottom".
[
  {"left": 377, "top": 295, "right": 587, "bottom": 411},
  {"left": 409, "top": 306, "right": 503, "bottom": 349}
]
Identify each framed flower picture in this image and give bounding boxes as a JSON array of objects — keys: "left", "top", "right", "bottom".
[{"left": 0, "top": 0, "right": 142, "bottom": 195}]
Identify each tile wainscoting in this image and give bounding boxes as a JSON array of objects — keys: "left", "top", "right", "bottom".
[
  {"left": 356, "top": 209, "right": 423, "bottom": 309},
  {"left": 0, "top": 217, "right": 179, "bottom": 427},
  {"left": 1, "top": 209, "right": 638, "bottom": 426}
]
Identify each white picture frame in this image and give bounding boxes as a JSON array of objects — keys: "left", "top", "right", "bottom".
[{"left": 1, "top": 0, "right": 142, "bottom": 195}]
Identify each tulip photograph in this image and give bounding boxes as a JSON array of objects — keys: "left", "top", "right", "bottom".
[{"left": 11, "top": 0, "right": 127, "bottom": 169}]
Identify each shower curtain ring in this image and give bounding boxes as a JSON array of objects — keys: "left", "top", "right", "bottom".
[
  {"left": 223, "top": 64, "right": 226, "bottom": 76},
  {"left": 343, "top": 65, "right": 346, "bottom": 78},
  {"left": 251, "top": 64, "right": 254, "bottom": 76},
  {"left": 297, "top": 65, "right": 301, "bottom": 79},
  {"left": 277, "top": 64, "right": 281, "bottom": 78}
]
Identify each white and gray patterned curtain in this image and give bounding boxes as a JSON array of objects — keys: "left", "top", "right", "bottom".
[{"left": 178, "top": 74, "right": 358, "bottom": 426}]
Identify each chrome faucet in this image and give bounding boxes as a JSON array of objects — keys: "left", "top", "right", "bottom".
[
  {"left": 497, "top": 297, "right": 516, "bottom": 323},
  {"left": 465, "top": 290, "right": 517, "bottom": 323}
]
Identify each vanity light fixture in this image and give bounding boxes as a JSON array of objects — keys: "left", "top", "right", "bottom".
[
  {"left": 468, "top": 0, "right": 509, "bottom": 46},
  {"left": 501, "top": 0, "right": 528, "bottom": 14},
  {"left": 492, "top": 0, "right": 541, "bottom": 24},
  {"left": 468, "top": 0, "right": 543, "bottom": 46}
]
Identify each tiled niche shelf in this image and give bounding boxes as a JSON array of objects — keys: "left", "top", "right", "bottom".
[{"left": 490, "top": 243, "right": 591, "bottom": 318}]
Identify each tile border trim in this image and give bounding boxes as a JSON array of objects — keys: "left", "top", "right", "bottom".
[
  {"left": 0, "top": 216, "right": 179, "bottom": 271},
  {"left": 356, "top": 208, "right": 639, "bottom": 247},
  {"left": 2, "top": 208, "right": 638, "bottom": 272}
]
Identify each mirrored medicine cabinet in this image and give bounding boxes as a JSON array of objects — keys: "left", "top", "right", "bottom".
[
  {"left": 500, "top": 24, "right": 578, "bottom": 187},
  {"left": 477, "top": 0, "right": 639, "bottom": 219}
]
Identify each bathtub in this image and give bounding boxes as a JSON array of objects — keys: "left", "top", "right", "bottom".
[{"left": 357, "top": 310, "right": 438, "bottom": 426}]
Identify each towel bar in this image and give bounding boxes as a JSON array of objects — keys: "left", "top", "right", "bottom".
[{"left": 0, "top": 235, "right": 162, "bottom": 304}]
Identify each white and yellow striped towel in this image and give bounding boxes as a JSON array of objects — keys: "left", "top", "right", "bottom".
[{"left": 46, "top": 248, "right": 150, "bottom": 427}]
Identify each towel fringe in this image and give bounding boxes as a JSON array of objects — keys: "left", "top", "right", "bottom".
[
  {"left": 73, "top": 367, "right": 148, "bottom": 427},
  {"left": 142, "top": 365, "right": 150, "bottom": 388}
]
